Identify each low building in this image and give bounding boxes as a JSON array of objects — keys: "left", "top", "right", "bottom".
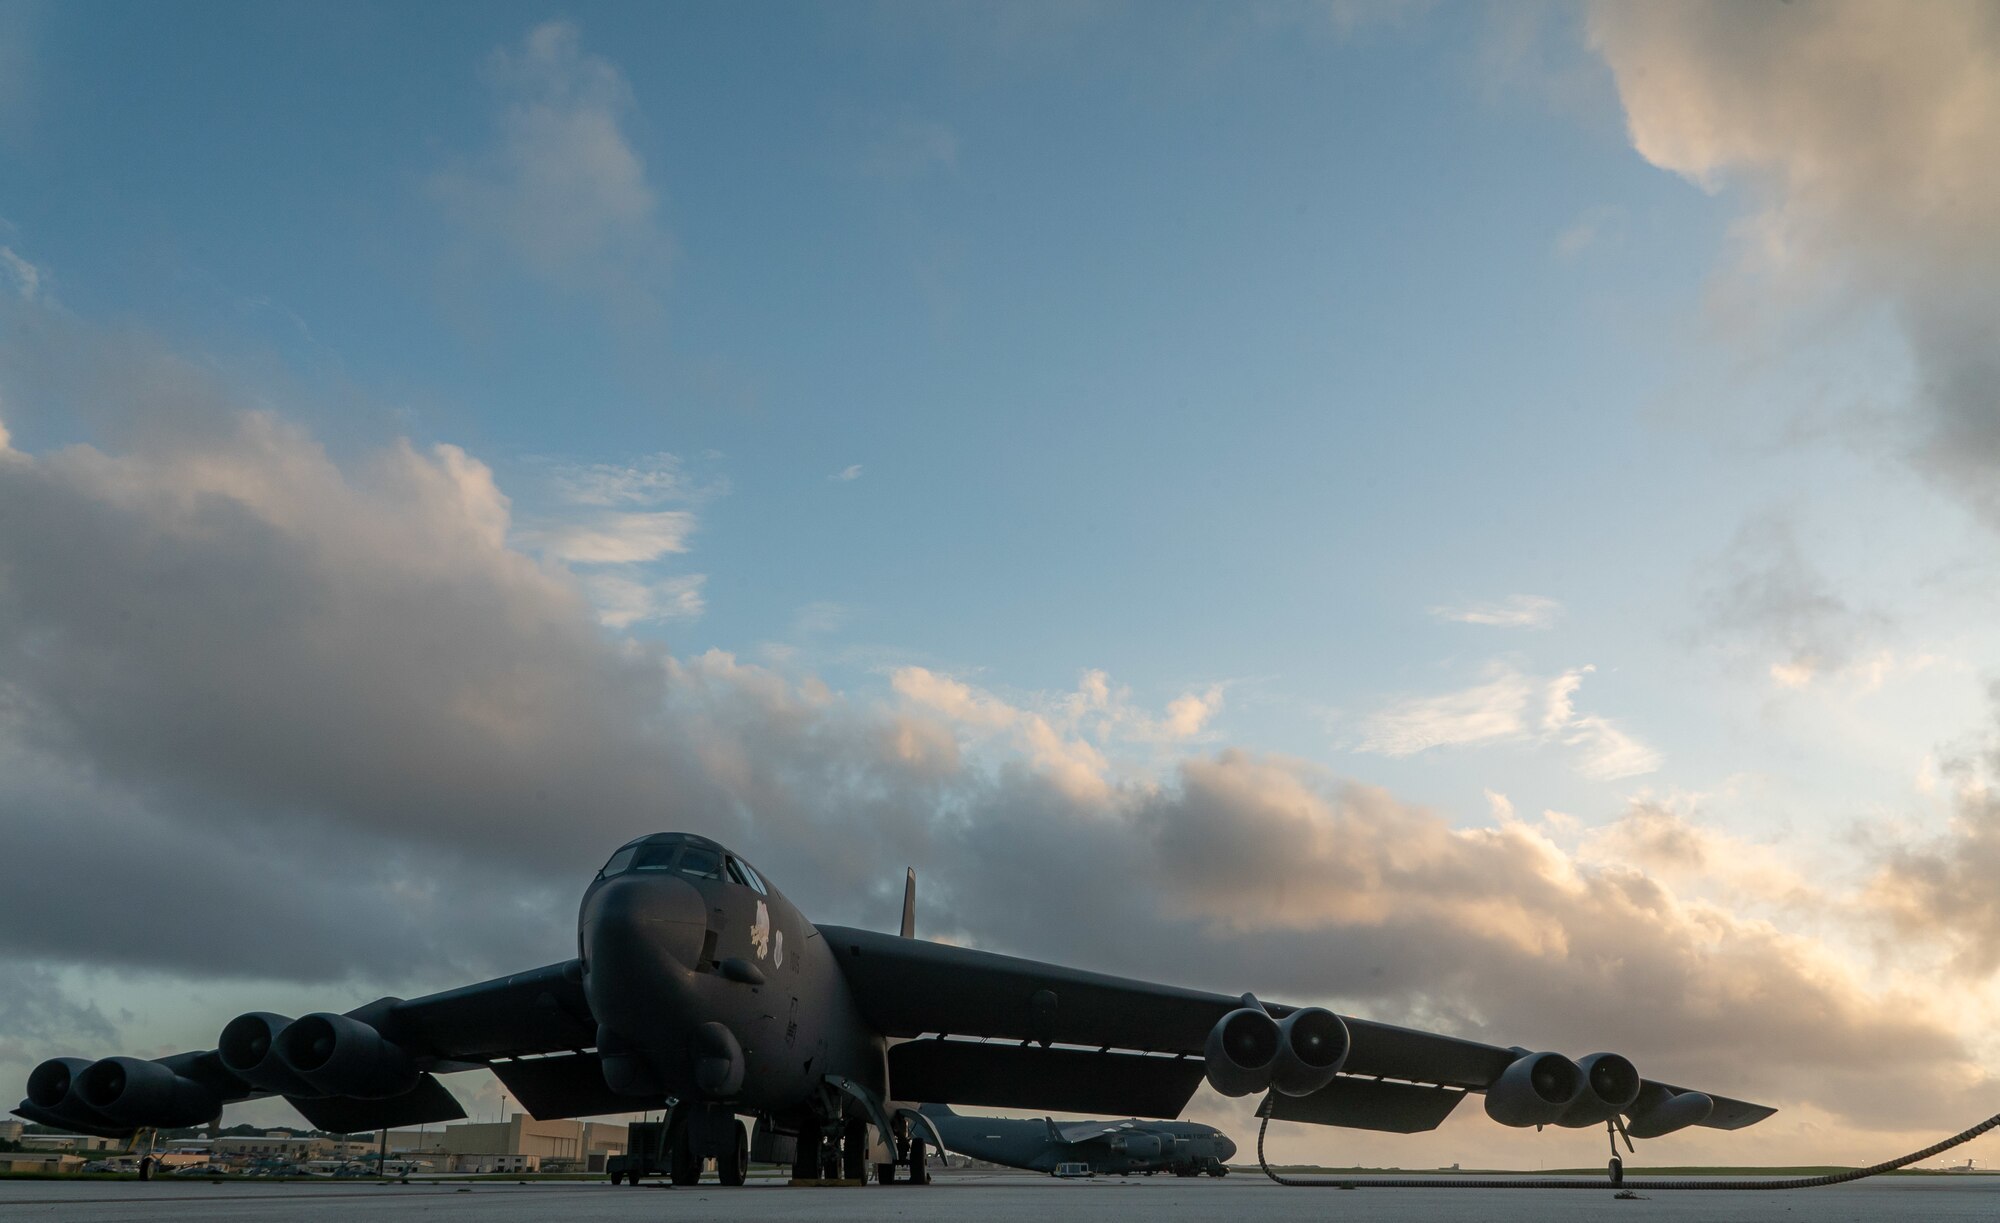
[
  {"left": 0, "top": 1119, "right": 24, "bottom": 1143},
  {"left": 18, "top": 1134, "right": 120, "bottom": 1153},
  {"left": 0, "top": 1153, "right": 85, "bottom": 1174},
  {"left": 389, "top": 1115, "right": 628, "bottom": 1168}
]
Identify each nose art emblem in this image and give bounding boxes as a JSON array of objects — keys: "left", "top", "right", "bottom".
[{"left": 750, "top": 901, "right": 771, "bottom": 959}]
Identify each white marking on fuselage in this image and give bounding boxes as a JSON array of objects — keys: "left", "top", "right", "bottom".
[{"left": 751, "top": 900, "right": 771, "bottom": 959}]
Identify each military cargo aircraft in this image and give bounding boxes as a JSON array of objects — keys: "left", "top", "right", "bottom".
[
  {"left": 918, "top": 1103, "right": 1234, "bottom": 1177},
  {"left": 17, "top": 831, "right": 1772, "bottom": 1186}
]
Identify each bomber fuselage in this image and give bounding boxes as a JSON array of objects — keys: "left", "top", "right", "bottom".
[{"left": 577, "top": 832, "right": 883, "bottom": 1119}]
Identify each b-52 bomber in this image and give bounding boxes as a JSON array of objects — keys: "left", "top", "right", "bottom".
[
  {"left": 18, "top": 832, "right": 1772, "bottom": 1186},
  {"left": 918, "top": 1103, "right": 1235, "bottom": 1177}
]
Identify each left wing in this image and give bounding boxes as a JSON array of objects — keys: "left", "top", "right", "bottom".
[{"left": 822, "top": 924, "right": 1774, "bottom": 1136}]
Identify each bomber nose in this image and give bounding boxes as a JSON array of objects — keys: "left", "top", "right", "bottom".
[{"left": 583, "top": 873, "right": 710, "bottom": 975}]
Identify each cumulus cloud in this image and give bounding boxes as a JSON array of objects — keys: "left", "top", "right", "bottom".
[
  {"left": 0, "top": 317, "right": 1985, "bottom": 1157},
  {"left": 1429, "top": 593, "right": 1563, "bottom": 629},
  {"left": 1589, "top": 1, "right": 2000, "bottom": 523},
  {"left": 1360, "top": 663, "right": 1658, "bottom": 780},
  {"left": 428, "top": 21, "right": 669, "bottom": 304}
]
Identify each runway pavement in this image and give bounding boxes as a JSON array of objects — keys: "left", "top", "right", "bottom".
[{"left": 2, "top": 1169, "right": 1997, "bottom": 1222}]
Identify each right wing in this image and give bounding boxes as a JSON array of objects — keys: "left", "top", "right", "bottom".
[
  {"left": 13, "top": 958, "right": 644, "bottom": 1137},
  {"left": 822, "top": 924, "right": 1774, "bottom": 1134}
]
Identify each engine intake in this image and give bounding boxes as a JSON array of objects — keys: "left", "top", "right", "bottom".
[
  {"left": 1625, "top": 1083, "right": 1714, "bottom": 1138},
  {"left": 1271, "top": 1008, "right": 1350, "bottom": 1097},
  {"left": 76, "top": 1057, "right": 222, "bottom": 1129},
  {"left": 1483, "top": 1050, "right": 1584, "bottom": 1127},
  {"left": 1555, "top": 1052, "right": 1642, "bottom": 1127},
  {"left": 1203, "top": 1007, "right": 1281, "bottom": 1097},
  {"left": 276, "top": 1012, "right": 418, "bottom": 1099},
  {"left": 219, "top": 1012, "right": 322, "bottom": 1096},
  {"left": 26, "top": 1057, "right": 92, "bottom": 1112}
]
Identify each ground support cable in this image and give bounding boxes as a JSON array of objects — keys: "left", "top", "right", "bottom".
[{"left": 1255, "top": 1094, "right": 2000, "bottom": 1191}]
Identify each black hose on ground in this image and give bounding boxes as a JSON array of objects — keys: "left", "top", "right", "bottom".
[{"left": 1254, "top": 1094, "right": 2000, "bottom": 1191}]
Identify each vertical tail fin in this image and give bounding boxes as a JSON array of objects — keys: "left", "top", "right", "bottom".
[{"left": 900, "top": 867, "right": 917, "bottom": 939}]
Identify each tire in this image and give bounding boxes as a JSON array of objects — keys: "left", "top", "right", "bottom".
[
  {"left": 909, "top": 1137, "right": 928, "bottom": 1186},
  {"left": 794, "top": 1129, "right": 822, "bottom": 1182},
  {"left": 875, "top": 1163, "right": 896, "bottom": 1186},
  {"left": 841, "top": 1118, "right": 866, "bottom": 1181},
  {"left": 719, "top": 1120, "right": 748, "bottom": 1187},
  {"left": 669, "top": 1124, "right": 700, "bottom": 1186},
  {"left": 608, "top": 1170, "right": 623, "bottom": 1185}
]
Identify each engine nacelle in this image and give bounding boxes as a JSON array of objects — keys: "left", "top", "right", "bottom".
[
  {"left": 1555, "top": 1052, "right": 1642, "bottom": 1127},
  {"left": 26, "top": 1057, "right": 93, "bottom": 1112},
  {"left": 1110, "top": 1133, "right": 1163, "bottom": 1161},
  {"left": 1271, "top": 1007, "right": 1351, "bottom": 1097},
  {"left": 1482, "top": 1050, "right": 1584, "bottom": 1128},
  {"left": 76, "top": 1057, "right": 222, "bottom": 1129},
  {"left": 219, "top": 1012, "right": 322, "bottom": 1096},
  {"left": 1625, "top": 1084, "right": 1714, "bottom": 1139},
  {"left": 23, "top": 1057, "right": 126, "bottom": 1134},
  {"left": 1203, "top": 1007, "right": 1280, "bottom": 1097},
  {"left": 276, "top": 1012, "right": 418, "bottom": 1099}
]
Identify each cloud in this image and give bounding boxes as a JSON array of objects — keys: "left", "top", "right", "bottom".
[
  {"left": 831, "top": 464, "right": 863, "bottom": 482},
  {"left": 0, "top": 245, "right": 38, "bottom": 300},
  {"left": 1360, "top": 666, "right": 1536, "bottom": 755},
  {"left": 1695, "top": 514, "right": 1888, "bottom": 688},
  {"left": 545, "top": 452, "right": 723, "bottom": 508},
  {"left": 1428, "top": 594, "right": 1563, "bottom": 629},
  {"left": 1588, "top": 1, "right": 2000, "bottom": 524},
  {"left": 1361, "top": 663, "right": 1660, "bottom": 780},
  {"left": 1553, "top": 206, "right": 1623, "bottom": 259},
  {"left": 580, "top": 571, "right": 706, "bottom": 628},
  {"left": 517, "top": 509, "right": 696, "bottom": 563},
  {"left": 427, "top": 21, "right": 668, "bottom": 304},
  {"left": 0, "top": 315, "right": 1985, "bottom": 1157}
]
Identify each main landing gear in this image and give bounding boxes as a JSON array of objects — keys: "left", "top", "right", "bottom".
[{"left": 1606, "top": 1117, "right": 1633, "bottom": 1186}]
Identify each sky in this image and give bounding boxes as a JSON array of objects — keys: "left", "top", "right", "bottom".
[{"left": 2, "top": 0, "right": 1999, "bottom": 1170}]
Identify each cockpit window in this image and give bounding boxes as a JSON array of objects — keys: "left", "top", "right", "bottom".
[
  {"left": 677, "top": 846, "right": 723, "bottom": 880},
  {"left": 724, "top": 857, "right": 769, "bottom": 894},
  {"left": 630, "top": 842, "right": 682, "bottom": 872},
  {"left": 598, "top": 846, "right": 638, "bottom": 878}
]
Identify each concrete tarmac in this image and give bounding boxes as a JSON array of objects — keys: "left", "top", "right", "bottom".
[{"left": 3, "top": 1170, "right": 1997, "bottom": 1222}]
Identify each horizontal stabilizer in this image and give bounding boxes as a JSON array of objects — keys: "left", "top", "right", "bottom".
[{"left": 286, "top": 1073, "right": 465, "bottom": 1133}]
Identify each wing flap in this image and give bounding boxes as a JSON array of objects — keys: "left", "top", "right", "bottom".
[
  {"left": 1269, "top": 1075, "right": 1470, "bottom": 1134},
  {"left": 285, "top": 1073, "right": 465, "bottom": 1133},
  {"left": 488, "top": 1052, "right": 668, "bottom": 1121},
  {"left": 887, "top": 1039, "right": 1205, "bottom": 1119}
]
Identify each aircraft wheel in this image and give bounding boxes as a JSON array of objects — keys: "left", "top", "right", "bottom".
[
  {"left": 909, "top": 1137, "right": 928, "bottom": 1186},
  {"left": 794, "top": 1128, "right": 821, "bottom": 1181},
  {"left": 609, "top": 1170, "right": 623, "bottom": 1185},
  {"left": 842, "top": 1118, "right": 866, "bottom": 1181},
  {"left": 875, "top": 1162, "right": 896, "bottom": 1185},
  {"left": 719, "top": 1120, "right": 748, "bottom": 1187},
  {"left": 669, "top": 1124, "right": 701, "bottom": 1186}
]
